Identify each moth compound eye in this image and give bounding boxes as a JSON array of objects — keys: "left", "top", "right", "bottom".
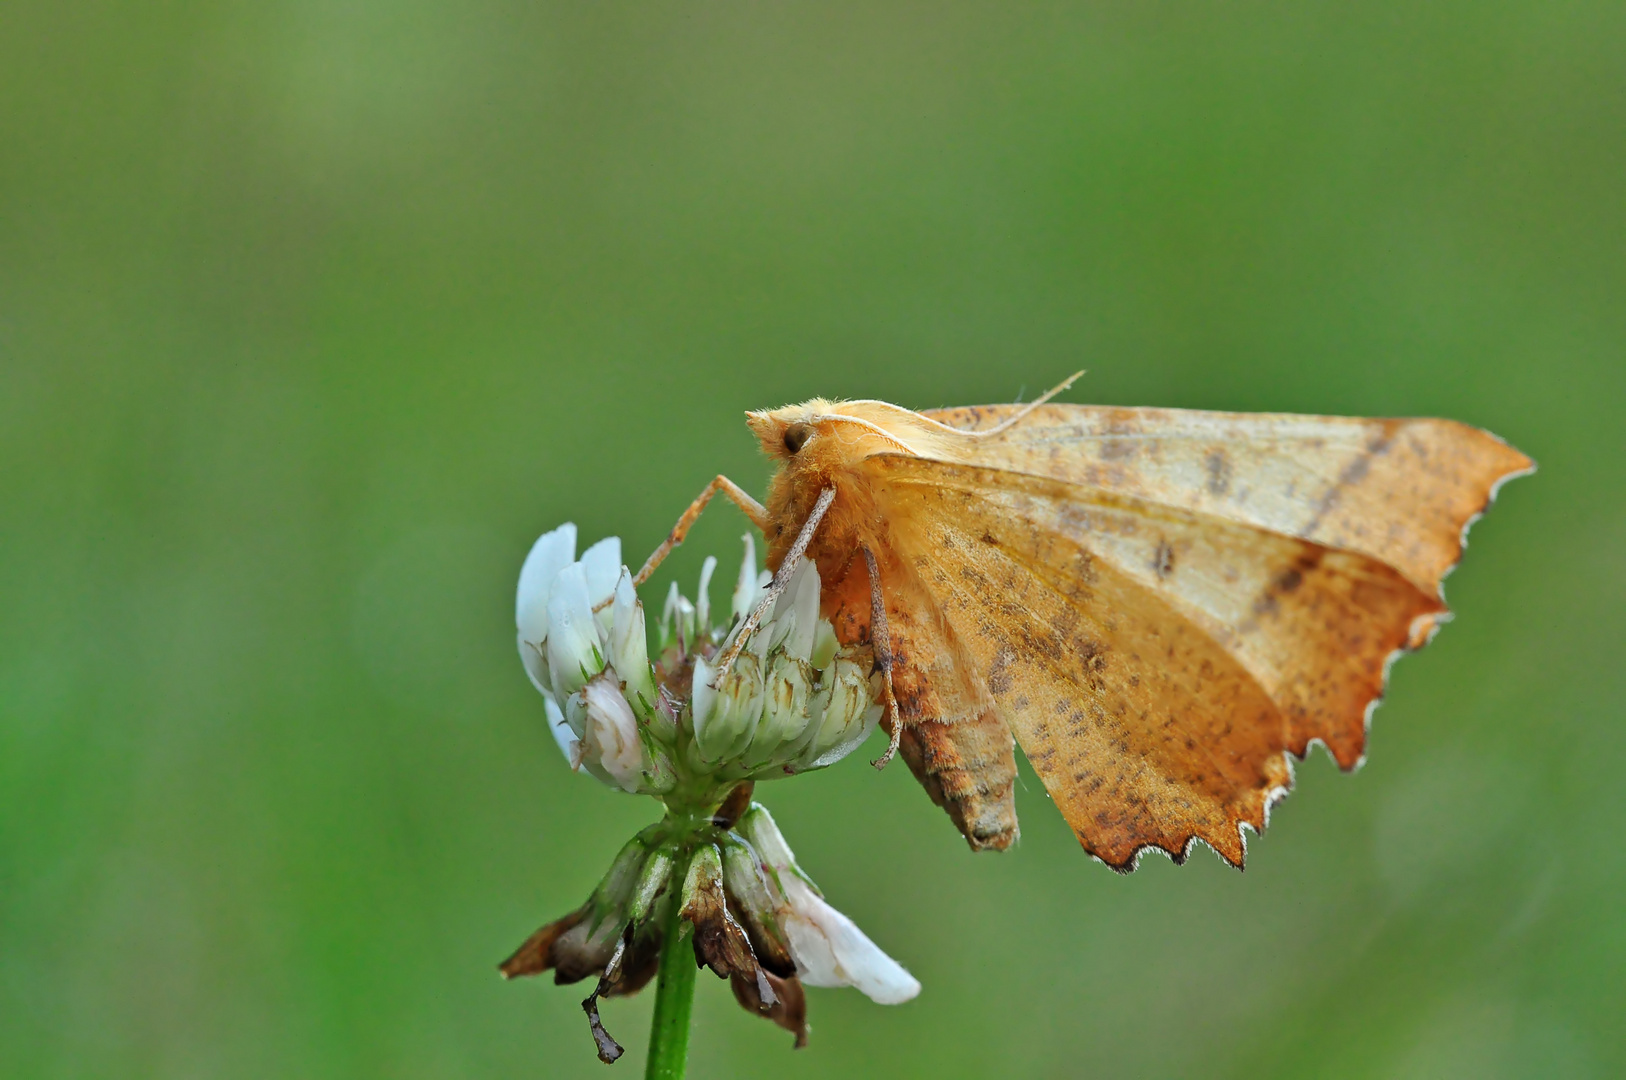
[{"left": 782, "top": 425, "right": 812, "bottom": 455}]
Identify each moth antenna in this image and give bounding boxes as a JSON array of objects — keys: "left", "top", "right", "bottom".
[
  {"left": 712, "top": 486, "right": 837, "bottom": 680},
  {"left": 868, "top": 370, "right": 1086, "bottom": 439},
  {"left": 807, "top": 414, "right": 922, "bottom": 456},
  {"left": 969, "top": 370, "right": 1085, "bottom": 439},
  {"left": 862, "top": 545, "right": 903, "bottom": 771}
]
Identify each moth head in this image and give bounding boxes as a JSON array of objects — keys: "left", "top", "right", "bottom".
[
  {"left": 746, "top": 400, "right": 835, "bottom": 462},
  {"left": 747, "top": 398, "right": 925, "bottom": 465}
]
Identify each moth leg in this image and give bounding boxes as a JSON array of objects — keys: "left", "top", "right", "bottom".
[
  {"left": 712, "top": 486, "right": 836, "bottom": 680},
  {"left": 862, "top": 545, "right": 902, "bottom": 770},
  {"left": 632, "top": 475, "right": 769, "bottom": 588}
]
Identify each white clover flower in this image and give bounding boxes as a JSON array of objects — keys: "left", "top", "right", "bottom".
[
  {"left": 685, "top": 548, "right": 881, "bottom": 780},
  {"left": 516, "top": 525, "right": 663, "bottom": 795},
  {"left": 507, "top": 527, "right": 911, "bottom": 1059},
  {"left": 515, "top": 525, "right": 881, "bottom": 797},
  {"left": 516, "top": 523, "right": 577, "bottom": 695}
]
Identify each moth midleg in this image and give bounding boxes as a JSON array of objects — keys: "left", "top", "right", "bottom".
[
  {"left": 712, "top": 486, "right": 836, "bottom": 680},
  {"left": 632, "top": 475, "right": 769, "bottom": 588},
  {"left": 862, "top": 544, "right": 903, "bottom": 770}
]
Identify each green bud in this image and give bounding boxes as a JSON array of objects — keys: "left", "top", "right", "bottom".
[{"left": 628, "top": 848, "right": 674, "bottom": 925}]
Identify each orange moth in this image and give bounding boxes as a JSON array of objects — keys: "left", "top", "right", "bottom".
[{"left": 633, "top": 375, "right": 1532, "bottom": 870}]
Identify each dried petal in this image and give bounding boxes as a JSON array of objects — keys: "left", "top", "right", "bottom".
[
  {"left": 730, "top": 968, "right": 808, "bottom": 1048},
  {"left": 720, "top": 835, "right": 796, "bottom": 977},
  {"left": 601, "top": 929, "right": 662, "bottom": 998},
  {"left": 582, "top": 988, "right": 623, "bottom": 1064},
  {"left": 548, "top": 910, "right": 624, "bottom": 983},
  {"left": 679, "top": 846, "right": 762, "bottom": 987},
  {"left": 710, "top": 782, "right": 756, "bottom": 830},
  {"left": 498, "top": 904, "right": 589, "bottom": 980},
  {"left": 581, "top": 940, "right": 627, "bottom": 1065},
  {"left": 500, "top": 833, "right": 657, "bottom": 983}
]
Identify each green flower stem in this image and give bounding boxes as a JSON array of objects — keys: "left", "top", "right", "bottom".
[{"left": 645, "top": 845, "right": 697, "bottom": 1080}]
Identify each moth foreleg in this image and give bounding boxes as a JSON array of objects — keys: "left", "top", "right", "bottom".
[
  {"left": 632, "top": 475, "right": 769, "bottom": 588},
  {"left": 712, "top": 486, "right": 836, "bottom": 680},
  {"left": 862, "top": 545, "right": 902, "bottom": 770}
]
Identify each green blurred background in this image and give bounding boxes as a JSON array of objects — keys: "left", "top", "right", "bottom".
[{"left": 3, "top": 2, "right": 1622, "bottom": 1076}]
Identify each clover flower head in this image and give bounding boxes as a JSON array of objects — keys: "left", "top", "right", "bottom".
[
  {"left": 507, "top": 524, "right": 916, "bottom": 1059},
  {"left": 515, "top": 525, "right": 883, "bottom": 800}
]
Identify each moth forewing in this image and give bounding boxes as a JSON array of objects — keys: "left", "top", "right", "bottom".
[{"left": 917, "top": 404, "right": 1533, "bottom": 598}]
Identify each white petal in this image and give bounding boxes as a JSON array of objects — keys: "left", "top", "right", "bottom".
[
  {"left": 518, "top": 632, "right": 551, "bottom": 696},
  {"left": 799, "top": 701, "right": 882, "bottom": 771},
  {"left": 810, "top": 620, "right": 839, "bottom": 670},
  {"left": 780, "top": 875, "right": 920, "bottom": 1004},
  {"left": 779, "top": 560, "right": 820, "bottom": 661},
  {"left": 736, "top": 803, "right": 799, "bottom": 872},
  {"left": 793, "top": 655, "right": 881, "bottom": 770},
  {"left": 544, "top": 694, "right": 582, "bottom": 769},
  {"left": 546, "top": 563, "right": 603, "bottom": 700},
  {"left": 732, "top": 533, "right": 761, "bottom": 623},
  {"left": 737, "top": 805, "right": 919, "bottom": 1004},
  {"left": 716, "top": 654, "right": 765, "bottom": 760},
  {"left": 582, "top": 672, "right": 647, "bottom": 793},
  {"left": 746, "top": 654, "right": 814, "bottom": 767},
  {"left": 609, "top": 570, "right": 653, "bottom": 703},
  {"left": 671, "top": 593, "right": 697, "bottom": 652},
  {"left": 661, "top": 581, "right": 682, "bottom": 639},
  {"left": 516, "top": 524, "right": 577, "bottom": 641},
  {"left": 695, "top": 555, "right": 718, "bottom": 633},
  {"left": 580, "top": 537, "right": 622, "bottom": 607},
  {"left": 690, "top": 655, "right": 719, "bottom": 745}
]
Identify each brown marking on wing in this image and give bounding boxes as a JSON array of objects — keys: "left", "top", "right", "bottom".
[
  {"left": 882, "top": 458, "right": 1447, "bottom": 773},
  {"left": 922, "top": 404, "right": 1532, "bottom": 596},
  {"left": 871, "top": 454, "right": 1470, "bottom": 868},
  {"left": 871, "top": 470, "right": 1273, "bottom": 867}
]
